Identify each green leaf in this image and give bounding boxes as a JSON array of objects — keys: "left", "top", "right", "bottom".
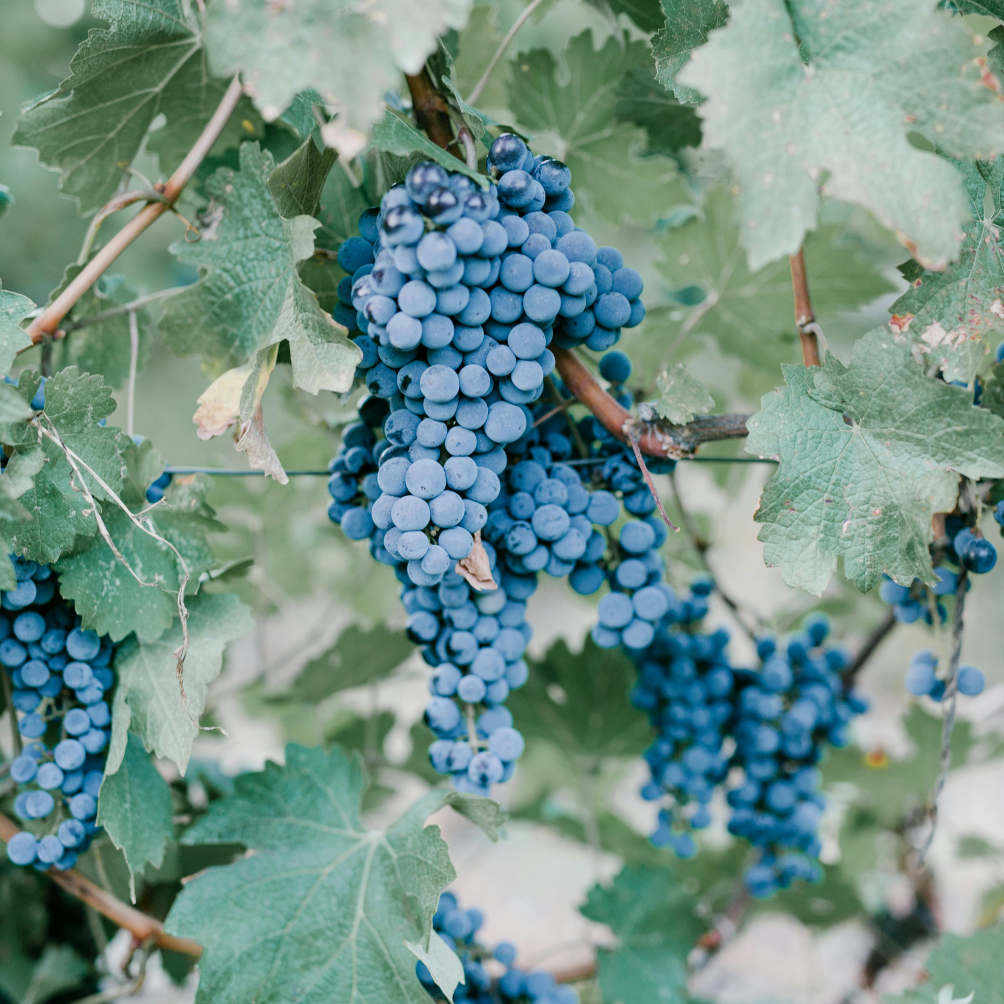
[
  {"left": 678, "top": 0, "right": 1004, "bottom": 270},
  {"left": 602, "top": 0, "right": 669, "bottom": 31},
  {"left": 0, "top": 284, "right": 34, "bottom": 377},
  {"left": 110, "top": 592, "right": 254, "bottom": 775},
  {"left": 884, "top": 923, "right": 1004, "bottom": 1004},
  {"left": 656, "top": 188, "right": 895, "bottom": 373},
  {"left": 890, "top": 159, "right": 1004, "bottom": 384},
  {"left": 0, "top": 448, "right": 47, "bottom": 590},
  {"left": 982, "top": 361, "right": 1004, "bottom": 420},
  {"left": 580, "top": 866, "right": 704, "bottom": 1004},
  {"left": 292, "top": 624, "right": 415, "bottom": 701},
  {"left": 405, "top": 933, "right": 464, "bottom": 1004},
  {"left": 164, "top": 744, "right": 504, "bottom": 1004},
  {"left": 50, "top": 269, "right": 151, "bottom": 390},
  {"left": 159, "top": 143, "right": 360, "bottom": 394},
  {"left": 97, "top": 732, "right": 174, "bottom": 900},
  {"left": 647, "top": 363, "right": 715, "bottom": 424},
  {"left": 268, "top": 139, "right": 338, "bottom": 219},
  {"left": 507, "top": 639, "right": 652, "bottom": 760},
  {"left": 20, "top": 945, "right": 89, "bottom": 1004},
  {"left": 954, "top": 0, "right": 1004, "bottom": 16},
  {"left": 204, "top": 0, "right": 473, "bottom": 157},
  {"left": 0, "top": 368, "right": 131, "bottom": 565},
  {"left": 370, "top": 112, "right": 488, "bottom": 187},
  {"left": 12, "top": 0, "right": 262, "bottom": 215},
  {"left": 745, "top": 327, "right": 1004, "bottom": 594},
  {"left": 614, "top": 65, "right": 702, "bottom": 157},
  {"left": 54, "top": 471, "right": 222, "bottom": 643},
  {"left": 653, "top": 0, "right": 729, "bottom": 104},
  {"left": 508, "top": 31, "right": 687, "bottom": 226}
]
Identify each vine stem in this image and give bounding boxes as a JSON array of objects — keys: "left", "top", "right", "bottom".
[
  {"left": 841, "top": 606, "right": 897, "bottom": 690},
  {"left": 789, "top": 247, "right": 821, "bottom": 368},
  {"left": 624, "top": 424, "right": 678, "bottom": 532},
  {"left": 26, "top": 74, "right": 245, "bottom": 344},
  {"left": 465, "top": 0, "right": 549, "bottom": 105},
  {"left": 0, "top": 809, "right": 202, "bottom": 957},
  {"left": 126, "top": 310, "right": 138, "bottom": 438},
  {"left": 404, "top": 70, "right": 462, "bottom": 157},
  {"left": 916, "top": 565, "right": 969, "bottom": 865}
]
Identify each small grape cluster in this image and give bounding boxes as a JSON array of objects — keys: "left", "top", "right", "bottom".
[
  {"left": 2, "top": 558, "right": 114, "bottom": 871},
  {"left": 417, "top": 891, "right": 578, "bottom": 1004}
]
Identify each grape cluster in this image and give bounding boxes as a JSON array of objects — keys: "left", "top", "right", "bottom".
[
  {"left": 2, "top": 558, "right": 114, "bottom": 871},
  {"left": 417, "top": 891, "right": 578, "bottom": 1004}
]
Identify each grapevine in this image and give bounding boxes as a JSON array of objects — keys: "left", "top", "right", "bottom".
[{"left": 0, "top": 2, "right": 1002, "bottom": 1003}]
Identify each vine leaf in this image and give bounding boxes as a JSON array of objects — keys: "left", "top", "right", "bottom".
[
  {"left": 678, "top": 0, "right": 1004, "bottom": 271},
  {"left": 203, "top": 0, "right": 473, "bottom": 158},
  {"left": 49, "top": 268, "right": 151, "bottom": 390},
  {"left": 0, "top": 284, "right": 34, "bottom": 376},
  {"left": 12, "top": 0, "right": 262, "bottom": 215},
  {"left": 0, "top": 369, "right": 131, "bottom": 565},
  {"left": 745, "top": 327, "right": 1004, "bottom": 595},
  {"left": 507, "top": 639, "right": 652, "bottom": 760},
  {"left": 580, "top": 866, "right": 704, "bottom": 1004},
  {"left": 96, "top": 733, "right": 174, "bottom": 901},
  {"left": 159, "top": 143, "right": 360, "bottom": 395},
  {"left": 507, "top": 31, "right": 688, "bottom": 227},
  {"left": 890, "top": 159, "right": 1004, "bottom": 384},
  {"left": 647, "top": 364, "right": 714, "bottom": 425},
  {"left": 0, "top": 446, "right": 45, "bottom": 590},
  {"left": 268, "top": 138, "right": 338, "bottom": 220},
  {"left": 405, "top": 934, "right": 464, "bottom": 1003},
  {"left": 164, "top": 744, "right": 505, "bottom": 1004},
  {"left": 614, "top": 64, "right": 702, "bottom": 157},
  {"left": 109, "top": 591, "right": 254, "bottom": 775},
  {"left": 54, "top": 470, "right": 223, "bottom": 643},
  {"left": 653, "top": 0, "right": 729, "bottom": 104},
  {"left": 656, "top": 187, "right": 895, "bottom": 375},
  {"left": 370, "top": 112, "right": 488, "bottom": 187}
]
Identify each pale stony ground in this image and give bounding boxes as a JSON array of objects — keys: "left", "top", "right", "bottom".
[{"left": 60, "top": 462, "right": 1004, "bottom": 1002}]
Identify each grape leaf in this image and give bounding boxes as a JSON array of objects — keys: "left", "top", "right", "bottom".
[
  {"left": 678, "top": 0, "right": 1004, "bottom": 271},
  {"left": 54, "top": 471, "right": 223, "bottom": 643},
  {"left": 982, "top": 361, "right": 1004, "bottom": 420},
  {"left": 0, "top": 285, "right": 34, "bottom": 377},
  {"left": 508, "top": 31, "right": 687, "bottom": 226},
  {"left": 656, "top": 187, "right": 896, "bottom": 374},
  {"left": 19, "top": 945, "right": 89, "bottom": 1004},
  {"left": 370, "top": 112, "right": 488, "bottom": 188},
  {"left": 291, "top": 624, "right": 415, "bottom": 702},
  {"left": 884, "top": 923, "right": 1004, "bottom": 1004},
  {"left": 50, "top": 269, "right": 151, "bottom": 389},
  {"left": 204, "top": 0, "right": 473, "bottom": 158},
  {"left": 0, "top": 369, "right": 131, "bottom": 565},
  {"left": 653, "top": 0, "right": 729, "bottom": 104},
  {"left": 507, "top": 639, "right": 652, "bottom": 760},
  {"left": 580, "top": 866, "right": 704, "bottom": 1004},
  {"left": 405, "top": 934, "right": 464, "bottom": 1004},
  {"left": 164, "top": 744, "right": 504, "bottom": 1004},
  {"left": 745, "top": 327, "right": 1004, "bottom": 594},
  {"left": 159, "top": 143, "right": 360, "bottom": 394},
  {"left": 110, "top": 591, "right": 254, "bottom": 775},
  {"left": 953, "top": 0, "right": 1004, "bottom": 16},
  {"left": 646, "top": 363, "right": 715, "bottom": 424},
  {"left": 96, "top": 732, "right": 174, "bottom": 900},
  {"left": 614, "top": 65, "right": 702, "bottom": 157},
  {"left": 602, "top": 0, "right": 669, "bottom": 31},
  {"left": 268, "top": 139, "right": 338, "bottom": 220},
  {"left": 12, "top": 0, "right": 262, "bottom": 215},
  {"left": 889, "top": 159, "right": 1004, "bottom": 384}
]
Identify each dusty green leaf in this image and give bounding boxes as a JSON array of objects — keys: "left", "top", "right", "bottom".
[
  {"left": 580, "top": 866, "right": 704, "bottom": 1004},
  {"left": 602, "top": 0, "right": 669, "bottom": 31},
  {"left": 508, "top": 31, "right": 687, "bottom": 226},
  {"left": 653, "top": 0, "right": 729, "bottom": 104},
  {"left": 159, "top": 143, "right": 360, "bottom": 394},
  {"left": 405, "top": 933, "right": 464, "bottom": 1004},
  {"left": 164, "top": 744, "right": 503, "bottom": 1004},
  {"left": 55, "top": 471, "right": 222, "bottom": 643},
  {"left": 890, "top": 159, "right": 1004, "bottom": 384},
  {"left": 0, "top": 285, "right": 34, "bottom": 377},
  {"left": 370, "top": 112, "right": 488, "bottom": 188},
  {"left": 0, "top": 447, "right": 46, "bottom": 590},
  {"left": 291, "top": 624, "right": 414, "bottom": 701},
  {"left": 0, "top": 369, "right": 131, "bottom": 565},
  {"left": 507, "top": 639, "right": 652, "bottom": 760},
  {"left": 678, "top": 0, "right": 1004, "bottom": 270},
  {"left": 111, "top": 591, "right": 254, "bottom": 774},
  {"left": 12, "top": 0, "right": 262, "bottom": 214},
  {"left": 97, "top": 732, "right": 174, "bottom": 900},
  {"left": 268, "top": 139, "right": 338, "bottom": 219},
  {"left": 204, "top": 0, "right": 473, "bottom": 157},
  {"left": 648, "top": 363, "right": 715, "bottom": 424},
  {"left": 745, "top": 327, "right": 1004, "bottom": 594},
  {"left": 982, "top": 361, "right": 1004, "bottom": 420},
  {"left": 614, "top": 64, "right": 702, "bottom": 157},
  {"left": 656, "top": 187, "right": 896, "bottom": 373}
]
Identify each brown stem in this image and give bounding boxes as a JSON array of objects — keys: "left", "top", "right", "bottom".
[
  {"left": 841, "top": 607, "right": 897, "bottom": 690},
  {"left": 0, "top": 810, "right": 202, "bottom": 957},
  {"left": 624, "top": 425, "right": 678, "bottom": 532},
  {"left": 789, "top": 247, "right": 821, "bottom": 367},
  {"left": 26, "top": 74, "right": 245, "bottom": 344},
  {"left": 554, "top": 347, "right": 750, "bottom": 457},
  {"left": 404, "top": 70, "right": 461, "bottom": 159}
]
